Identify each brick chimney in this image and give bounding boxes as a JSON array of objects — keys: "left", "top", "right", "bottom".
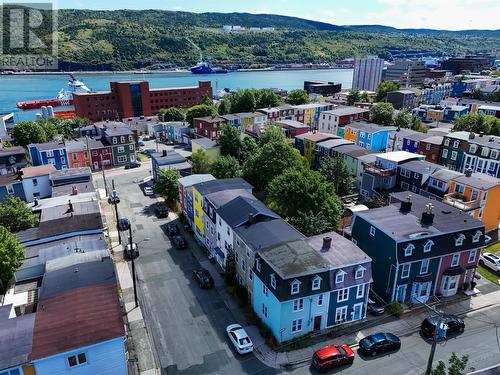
[
  {"left": 400, "top": 194, "right": 412, "bottom": 213},
  {"left": 421, "top": 203, "right": 435, "bottom": 226},
  {"left": 322, "top": 237, "right": 332, "bottom": 250}
]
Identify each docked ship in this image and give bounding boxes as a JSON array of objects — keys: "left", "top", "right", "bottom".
[
  {"left": 16, "top": 74, "right": 91, "bottom": 110},
  {"left": 190, "top": 61, "right": 228, "bottom": 74}
]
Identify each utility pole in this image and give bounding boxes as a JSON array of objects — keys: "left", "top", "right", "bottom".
[
  {"left": 101, "top": 154, "right": 108, "bottom": 196},
  {"left": 128, "top": 225, "right": 138, "bottom": 308},
  {"left": 110, "top": 180, "right": 121, "bottom": 244}
]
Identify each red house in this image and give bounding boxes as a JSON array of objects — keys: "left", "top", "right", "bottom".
[
  {"left": 193, "top": 116, "right": 228, "bottom": 141},
  {"left": 418, "top": 135, "right": 443, "bottom": 164},
  {"left": 86, "top": 137, "right": 113, "bottom": 171}
]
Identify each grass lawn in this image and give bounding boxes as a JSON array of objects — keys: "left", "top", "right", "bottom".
[{"left": 478, "top": 242, "right": 500, "bottom": 285}]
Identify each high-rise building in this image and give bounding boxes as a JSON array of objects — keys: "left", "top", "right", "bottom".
[
  {"left": 352, "top": 55, "right": 384, "bottom": 92},
  {"left": 385, "top": 60, "right": 427, "bottom": 87}
]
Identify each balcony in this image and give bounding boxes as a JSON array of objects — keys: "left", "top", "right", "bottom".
[
  {"left": 363, "top": 162, "right": 397, "bottom": 177},
  {"left": 443, "top": 192, "right": 480, "bottom": 211}
]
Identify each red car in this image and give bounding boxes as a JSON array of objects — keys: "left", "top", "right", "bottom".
[{"left": 312, "top": 344, "right": 354, "bottom": 372}]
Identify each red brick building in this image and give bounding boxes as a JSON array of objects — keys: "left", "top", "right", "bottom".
[
  {"left": 74, "top": 81, "right": 212, "bottom": 122},
  {"left": 418, "top": 135, "right": 443, "bottom": 164},
  {"left": 193, "top": 116, "right": 228, "bottom": 141}
]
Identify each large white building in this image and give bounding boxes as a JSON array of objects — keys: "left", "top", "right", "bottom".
[{"left": 352, "top": 55, "right": 384, "bottom": 92}]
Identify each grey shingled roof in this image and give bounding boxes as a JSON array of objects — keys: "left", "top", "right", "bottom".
[
  {"left": 205, "top": 189, "right": 254, "bottom": 209},
  {"left": 192, "top": 178, "right": 252, "bottom": 195},
  {"left": 347, "top": 121, "right": 396, "bottom": 133},
  {"left": 30, "top": 142, "right": 65, "bottom": 151},
  {"left": 191, "top": 137, "right": 218, "bottom": 149},
  {"left": 399, "top": 160, "right": 444, "bottom": 174},
  {"left": 333, "top": 144, "right": 372, "bottom": 158},
  {"left": 0, "top": 305, "right": 35, "bottom": 370},
  {"left": 452, "top": 173, "right": 500, "bottom": 191},
  {"left": 217, "top": 195, "right": 280, "bottom": 227},
  {"left": 152, "top": 151, "right": 186, "bottom": 166},
  {"left": 430, "top": 169, "right": 464, "bottom": 182}
]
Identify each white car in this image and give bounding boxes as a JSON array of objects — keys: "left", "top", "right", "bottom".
[
  {"left": 479, "top": 252, "right": 500, "bottom": 273},
  {"left": 226, "top": 324, "right": 253, "bottom": 355},
  {"left": 143, "top": 186, "right": 154, "bottom": 196}
]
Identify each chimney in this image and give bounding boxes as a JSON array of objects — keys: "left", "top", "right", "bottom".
[
  {"left": 71, "top": 185, "right": 78, "bottom": 195},
  {"left": 465, "top": 168, "right": 472, "bottom": 177},
  {"left": 421, "top": 203, "right": 435, "bottom": 225},
  {"left": 469, "top": 132, "right": 475, "bottom": 140},
  {"left": 162, "top": 150, "right": 167, "bottom": 157},
  {"left": 479, "top": 132, "right": 484, "bottom": 137},
  {"left": 248, "top": 213, "right": 254, "bottom": 224},
  {"left": 322, "top": 237, "right": 332, "bottom": 250},
  {"left": 400, "top": 194, "right": 412, "bottom": 213}
]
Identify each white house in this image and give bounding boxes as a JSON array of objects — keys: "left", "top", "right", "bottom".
[{"left": 21, "top": 165, "right": 56, "bottom": 202}]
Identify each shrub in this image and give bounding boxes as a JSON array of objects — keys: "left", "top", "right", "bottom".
[{"left": 387, "top": 301, "right": 404, "bottom": 317}]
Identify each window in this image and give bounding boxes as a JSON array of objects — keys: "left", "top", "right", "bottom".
[
  {"left": 120, "top": 136, "right": 125, "bottom": 143},
  {"left": 423, "top": 240, "right": 434, "bottom": 253},
  {"left": 92, "top": 151, "right": 98, "bottom": 156},
  {"left": 246, "top": 247, "right": 251, "bottom": 258},
  {"left": 312, "top": 276, "right": 321, "bottom": 290},
  {"left": 255, "top": 258, "right": 261, "bottom": 272},
  {"left": 103, "top": 149, "right": 108, "bottom": 155},
  {"left": 451, "top": 151, "right": 457, "bottom": 161},
  {"left": 404, "top": 244, "right": 415, "bottom": 257},
  {"left": 481, "top": 147, "right": 489, "bottom": 157},
  {"left": 491, "top": 150, "right": 499, "bottom": 159},
  {"left": 291, "top": 279, "right": 301, "bottom": 294},
  {"left": 335, "top": 270, "right": 345, "bottom": 284},
  {"left": 356, "top": 284, "right": 364, "bottom": 298},
  {"left": 293, "top": 298, "right": 304, "bottom": 312},
  {"left": 451, "top": 253, "right": 460, "bottom": 267},
  {"left": 117, "top": 146, "right": 125, "bottom": 153},
  {"left": 67, "top": 352, "right": 87, "bottom": 367},
  {"left": 117, "top": 155, "right": 127, "bottom": 163},
  {"left": 420, "top": 259, "right": 430, "bottom": 274},
  {"left": 337, "top": 288, "right": 349, "bottom": 302},
  {"left": 0, "top": 369, "right": 21, "bottom": 375},
  {"left": 262, "top": 284, "right": 268, "bottom": 296},
  {"left": 241, "top": 259, "right": 246, "bottom": 271},
  {"left": 468, "top": 249, "right": 477, "bottom": 263},
  {"left": 401, "top": 263, "right": 410, "bottom": 278},
  {"left": 444, "top": 138, "right": 450, "bottom": 146},
  {"left": 129, "top": 144, "right": 135, "bottom": 151},
  {"left": 426, "top": 143, "right": 431, "bottom": 151},
  {"left": 32, "top": 178, "right": 38, "bottom": 187},
  {"left": 355, "top": 266, "right": 365, "bottom": 279},
  {"left": 261, "top": 304, "right": 268, "bottom": 318},
  {"left": 455, "top": 234, "right": 465, "bottom": 246},
  {"left": 335, "top": 306, "right": 348, "bottom": 323},
  {"left": 60, "top": 157, "right": 66, "bottom": 164},
  {"left": 112, "top": 138, "right": 117, "bottom": 144},
  {"left": 370, "top": 226, "right": 376, "bottom": 236},
  {"left": 291, "top": 319, "right": 302, "bottom": 333},
  {"left": 317, "top": 294, "right": 324, "bottom": 306},
  {"left": 442, "top": 149, "right": 448, "bottom": 159},
  {"left": 72, "top": 153, "right": 77, "bottom": 161},
  {"left": 401, "top": 181, "right": 410, "bottom": 190},
  {"left": 46, "top": 150, "right": 54, "bottom": 157},
  {"left": 270, "top": 274, "right": 276, "bottom": 289},
  {"left": 469, "top": 144, "right": 478, "bottom": 153},
  {"left": 453, "top": 140, "right": 460, "bottom": 149},
  {"left": 129, "top": 135, "right": 133, "bottom": 142},
  {"left": 472, "top": 231, "right": 481, "bottom": 243}
]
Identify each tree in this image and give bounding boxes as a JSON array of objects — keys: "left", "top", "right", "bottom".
[
  {"left": 234, "top": 90, "right": 257, "bottom": 113},
  {"left": 267, "top": 168, "right": 341, "bottom": 231},
  {"left": 153, "top": 169, "right": 180, "bottom": 205},
  {"left": 376, "top": 80, "right": 400, "bottom": 102},
  {"left": 218, "top": 124, "right": 242, "bottom": 158},
  {"left": 11, "top": 121, "right": 47, "bottom": 147},
  {"left": 201, "top": 94, "right": 214, "bottom": 107},
  {"left": 239, "top": 136, "right": 258, "bottom": 164},
  {"left": 287, "top": 89, "right": 309, "bottom": 105},
  {"left": 218, "top": 98, "right": 231, "bottom": 115},
  {"left": 393, "top": 109, "right": 414, "bottom": 129},
  {"left": 0, "top": 197, "right": 38, "bottom": 232},
  {"left": 318, "top": 157, "right": 354, "bottom": 196},
  {"left": 191, "top": 149, "right": 212, "bottom": 173},
  {"left": 185, "top": 105, "right": 218, "bottom": 126},
  {"left": 255, "top": 89, "right": 283, "bottom": 108},
  {"left": 243, "top": 141, "right": 307, "bottom": 191},
  {"left": 159, "top": 107, "right": 185, "bottom": 122},
  {"left": 431, "top": 353, "right": 469, "bottom": 375},
  {"left": 411, "top": 115, "right": 427, "bottom": 132},
  {"left": 452, "top": 113, "right": 500, "bottom": 135},
  {"left": 43, "top": 122, "right": 59, "bottom": 141},
  {"left": 289, "top": 211, "right": 331, "bottom": 236},
  {"left": 487, "top": 91, "right": 500, "bottom": 102},
  {"left": 0, "top": 225, "right": 24, "bottom": 292},
  {"left": 258, "top": 126, "right": 286, "bottom": 146},
  {"left": 347, "top": 89, "right": 361, "bottom": 105},
  {"left": 359, "top": 91, "right": 370, "bottom": 103},
  {"left": 210, "top": 155, "right": 242, "bottom": 179},
  {"left": 371, "top": 102, "right": 395, "bottom": 126}
]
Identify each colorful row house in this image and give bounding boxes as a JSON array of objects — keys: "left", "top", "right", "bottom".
[
  {"left": 292, "top": 103, "right": 334, "bottom": 129},
  {"left": 177, "top": 174, "right": 215, "bottom": 228},
  {"left": 343, "top": 122, "right": 396, "bottom": 151},
  {"left": 317, "top": 106, "right": 370, "bottom": 136},
  {"left": 351, "top": 192, "right": 485, "bottom": 305},
  {"left": 417, "top": 135, "right": 443, "bottom": 164},
  {"left": 28, "top": 142, "right": 69, "bottom": 170},
  {"left": 294, "top": 132, "right": 338, "bottom": 167}
]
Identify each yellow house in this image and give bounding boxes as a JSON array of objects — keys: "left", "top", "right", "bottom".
[
  {"left": 302, "top": 132, "right": 338, "bottom": 167},
  {"left": 192, "top": 186, "right": 204, "bottom": 241}
]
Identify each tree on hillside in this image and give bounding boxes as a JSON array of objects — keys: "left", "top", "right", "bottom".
[
  {"left": 210, "top": 155, "right": 242, "bottom": 179},
  {"left": 289, "top": 211, "right": 331, "bottom": 236},
  {"left": 159, "top": 107, "right": 185, "bottom": 122},
  {"left": 218, "top": 124, "right": 242, "bottom": 159},
  {"left": 239, "top": 136, "right": 258, "bottom": 164},
  {"left": 153, "top": 169, "right": 180, "bottom": 205},
  {"left": 243, "top": 141, "right": 307, "bottom": 191},
  {"left": 431, "top": 353, "right": 469, "bottom": 375},
  {"left": 452, "top": 113, "right": 500, "bottom": 135},
  {"left": 318, "top": 157, "right": 354, "bottom": 196},
  {"left": 0, "top": 225, "right": 24, "bottom": 292},
  {"left": 371, "top": 102, "right": 395, "bottom": 126},
  {"left": 258, "top": 126, "right": 286, "bottom": 146},
  {"left": 234, "top": 90, "right": 257, "bottom": 113},
  {"left": 185, "top": 105, "right": 218, "bottom": 126},
  {"left": 266, "top": 168, "right": 341, "bottom": 231},
  {"left": 393, "top": 109, "right": 414, "bottom": 129},
  {"left": 255, "top": 89, "right": 283, "bottom": 108},
  {"left": 376, "top": 81, "right": 400, "bottom": 102},
  {"left": 218, "top": 99, "right": 231, "bottom": 115},
  {"left": 191, "top": 149, "right": 212, "bottom": 173},
  {"left": 0, "top": 197, "right": 38, "bottom": 233},
  {"left": 347, "top": 89, "right": 361, "bottom": 105},
  {"left": 11, "top": 121, "right": 47, "bottom": 147},
  {"left": 287, "top": 89, "right": 309, "bottom": 105}
]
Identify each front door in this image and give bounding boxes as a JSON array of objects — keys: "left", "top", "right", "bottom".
[
  {"left": 93, "top": 161, "right": 99, "bottom": 170},
  {"left": 396, "top": 284, "right": 407, "bottom": 303},
  {"left": 352, "top": 303, "right": 363, "bottom": 321},
  {"left": 313, "top": 315, "right": 322, "bottom": 331}
]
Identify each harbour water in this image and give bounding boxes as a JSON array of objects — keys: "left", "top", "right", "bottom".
[{"left": 0, "top": 69, "right": 353, "bottom": 121}]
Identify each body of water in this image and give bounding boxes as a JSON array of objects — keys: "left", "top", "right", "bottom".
[{"left": 0, "top": 69, "right": 353, "bottom": 121}]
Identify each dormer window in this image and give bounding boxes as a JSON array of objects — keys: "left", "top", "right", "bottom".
[
  {"left": 270, "top": 274, "right": 276, "bottom": 289},
  {"left": 355, "top": 265, "right": 366, "bottom": 279},
  {"left": 291, "top": 279, "right": 301, "bottom": 295},
  {"left": 335, "top": 270, "right": 346, "bottom": 284},
  {"left": 453, "top": 140, "right": 460, "bottom": 148},
  {"left": 423, "top": 240, "right": 434, "bottom": 253},
  {"left": 404, "top": 244, "right": 415, "bottom": 257},
  {"left": 455, "top": 234, "right": 465, "bottom": 246},
  {"left": 472, "top": 230, "right": 482, "bottom": 243},
  {"left": 312, "top": 275, "right": 321, "bottom": 290}
]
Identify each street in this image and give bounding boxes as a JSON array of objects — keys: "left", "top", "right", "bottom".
[{"left": 94, "top": 166, "right": 500, "bottom": 375}]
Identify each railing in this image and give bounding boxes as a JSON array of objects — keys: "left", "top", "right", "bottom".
[
  {"left": 363, "top": 162, "right": 397, "bottom": 177},
  {"left": 443, "top": 192, "right": 481, "bottom": 211}
]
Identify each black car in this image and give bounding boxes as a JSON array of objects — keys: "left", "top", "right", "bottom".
[
  {"left": 358, "top": 332, "right": 401, "bottom": 356},
  {"left": 192, "top": 268, "right": 214, "bottom": 288},
  {"left": 367, "top": 298, "right": 385, "bottom": 316},
  {"left": 172, "top": 235, "right": 187, "bottom": 249},
  {"left": 421, "top": 315, "right": 465, "bottom": 338},
  {"left": 154, "top": 205, "right": 169, "bottom": 218},
  {"left": 125, "top": 161, "right": 141, "bottom": 169},
  {"left": 166, "top": 223, "right": 179, "bottom": 236}
]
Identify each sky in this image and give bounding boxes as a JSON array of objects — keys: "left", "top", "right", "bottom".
[{"left": 52, "top": 0, "right": 499, "bottom": 30}]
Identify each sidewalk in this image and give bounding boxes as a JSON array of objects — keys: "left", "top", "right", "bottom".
[{"left": 100, "top": 190, "right": 160, "bottom": 375}]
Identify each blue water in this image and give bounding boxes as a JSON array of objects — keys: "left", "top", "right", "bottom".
[{"left": 0, "top": 69, "right": 353, "bottom": 121}]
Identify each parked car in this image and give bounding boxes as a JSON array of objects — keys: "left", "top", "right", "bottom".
[
  {"left": 358, "top": 333, "right": 400, "bottom": 356},
  {"left": 312, "top": 344, "right": 354, "bottom": 372},
  {"left": 125, "top": 161, "right": 141, "bottom": 169},
  {"left": 367, "top": 298, "right": 385, "bottom": 316},
  {"left": 138, "top": 141, "right": 145, "bottom": 147},
  {"left": 140, "top": 148, "right": 156, "bottom": 156},
  {"left": 479, "top": 252, "right": 500, "bottom": 273},
  {"left": 143, "top": 186, "right": 154, "bottom": 196},
  {"left": 421, "top": 315, "right": 465, "bottom": 338},
  {"left": 172, "top": 235, "right": 187, "bottom": 249},
  {"left": 166, "top": 223, "right": 179, "bottom": 236},
  {"left": 226, "top": 324, "right": 253, "bottom": 355},
  {"left": 154, "top": 204, "right": 169, "bottom": 218},
  {"left": 192, "top": 268, "right": 214, "bottom": 288}
]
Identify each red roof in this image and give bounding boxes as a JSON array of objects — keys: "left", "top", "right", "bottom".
[
  {"left": 22, "top": 165, "right": 56, "bottom": 178},
  {"left": 30, "top": 284, "right": 125, "bottom": 360}
]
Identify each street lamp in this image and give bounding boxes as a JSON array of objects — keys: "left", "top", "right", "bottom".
[{"left": 117, "top": 217, "right": 140, "bottom": 308}]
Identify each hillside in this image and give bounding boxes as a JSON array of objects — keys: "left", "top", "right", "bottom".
[{"left": 7, "top": 9, "right": 500, "bottom": 70}]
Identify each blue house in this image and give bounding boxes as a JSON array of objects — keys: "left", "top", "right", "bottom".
[
  {"left": 396, "top": 160, "right": 444, "bottom": 194},
  {"left": 0, "top": 172, "right": 25, "bottom": 201},
  {"left": 78, "top": 124, "right": 99, "bottom": 137},
  {"left": 221, "top": 114, "right": 241, "bottom": 129},
  {"left": 401, "top": 132, "right": 430, "bottom": 154},
  {"left": 345, "top": 122, "right": 396, "bottom": 151},
  {"left": 443, "top": 106, "right": 469, "bottom": 123},
  {"left": 28, "top": 142, "right": 69, "bottom": 170},
  {"left": 253, "top": 232, "right": 372, "bottom": 343}
]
